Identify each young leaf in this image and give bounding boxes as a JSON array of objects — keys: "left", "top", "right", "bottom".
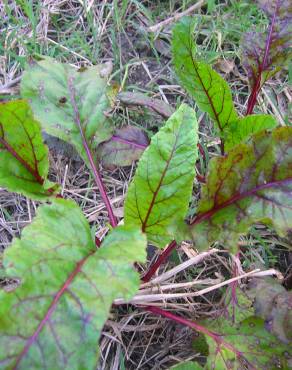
[
  {"left": 21, "top": 56, "right": 116, "bottom": 166},
  {"left": 0, "top": 199, "right": 146, "bottom": 369},
  {"left": 0, "top": 100, "right": 59, "bottom": 199},
  {"left": 189, "top": 127, "right": 292, "bottom": 252},
  {"left": 125, "top": 104, "right": 198, "bottom": 248},
  {"left": 205, "top": 316, "right": 291, "bottom": 369},
  {"left": 172, "top": 17, "right": 238, "bottom": 133},
  {"left": 242, "top": 0, "right": 292, "bottom": 114},
  {"left": 96, "top": 126, "right": 149, "bottom": 169},
  {"left": 224, "top": 114, "right": 277, "bottom": 152}
]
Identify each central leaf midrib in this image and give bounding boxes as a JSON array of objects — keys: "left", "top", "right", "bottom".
[
  {"left": 13, "top": 251, "right": 94, "bottom": 369},
  {"left": 141, "top": 134, "right": 179, "bottom": 232}
]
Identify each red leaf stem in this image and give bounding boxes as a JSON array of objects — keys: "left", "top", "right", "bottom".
[{"left": 142, "top": 240, "right": 177, "bottom": 282}]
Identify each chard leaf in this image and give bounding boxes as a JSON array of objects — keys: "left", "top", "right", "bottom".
[
  {"left": 172, "top": 17, "right": 238, "bottom": 133},
  {"left": 242, "top": 0, "right": 292, "bottom": 90},
  {"left": 205, "top": 316, "right": 291, "bottom": 369},
  {"left": 0, "top": 100, "right": 59, "bottom": 199},
  {"left": 225, "top": 114, "right": 277, "bottom": 151},
  {"left": 21, "top": 56, "right": 116, "bottom": 167},
  {"left": 189, "top": 127, "right": 292, "bottom": 252},
  {"left": 96, "top": 126, "right": 149, "bottom": 169},
  {"left": 0, "top": 199, "right": 146, "bottom": 369},
  {"left": 125, "top": 104, "right": 198, "bottom": 248}
]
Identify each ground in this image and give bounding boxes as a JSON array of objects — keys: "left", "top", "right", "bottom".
[{"left": 0, "top": 1, "right": 291, "bottom": 369}]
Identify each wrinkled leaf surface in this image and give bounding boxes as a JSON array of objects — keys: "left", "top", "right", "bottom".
[
  {"left": 0, "top": 199, "right": 146, "bottom": 369},
  {"left": 0, "top": 100, "right": 59, "bottom": 199}
]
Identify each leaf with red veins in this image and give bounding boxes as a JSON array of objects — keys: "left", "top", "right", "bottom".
[
  {"left": 205, "top": 316, "right": 291, "bottom": 369},
  {"left": 189, "top": 127, "right": 292, "bottom": 252},
  {"left": 242, "top": 0, "right": 292, "bottom": 112},
  {"left": 0, "top": 100, "right": 59, "bottom": 199},
  {"left": 21, "top": 56, "right": 116, "bottom": 167},
  {"left": 97, "top": 126, "right": 149, "bottom": 169},
  {"left": 172, "top": 17, "right": 238, "bottom": 133},
  {"left": 125, "top": 104, "right": 198, "bottom": 248},
  {"left": 0, "top": 199, "right": 146, "bottom": 369}
]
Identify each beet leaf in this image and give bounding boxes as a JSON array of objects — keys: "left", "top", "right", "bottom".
[
  {"left": 0, "top": 199, "right": 146, "bottom": 369},
  {"left": 189, "top": 127, "right": 292, "bottom": 252},
  {"left": 0, "top": 100, "right": 59, "bottom": 199},
  {"left": 21, "top": 56, "right": 116, "bottom": 166},
  {"left": 172, "top": 18, "right": 238, "bottom": 136},
  {"left": 96, "top": 125, "right": 149, "bottom": 169},
  {"left": 242, "top": 0, "right": 292, "bottom": 115},
  {"left": 204, "top": 316, "right": 291, "bottom": 369},
  {"left": 124, "top": 104, "right": 198, "bottom": 248},
  {"left": 224, "top": 114, "right": 277, "bottom": 152}
]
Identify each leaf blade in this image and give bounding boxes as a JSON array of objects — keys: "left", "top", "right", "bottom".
[
  {"left": 172, "top": 17, "right": 238, "bottom": 133},
  {"left": 96, "top": 126, "right": 149, "bottom": 168},
  {"left": 125, "top": 103, "right": 198, "bottom": 248},
  {"left": 21, "top": 57, "right": 116, "bottom": 166},
  {"left": 224, "top": 114, "right": 277, "bottom": 151},
  {"left": 0, "top": 100, "right": 59, "bottom": 199},
  {"left": 0, "top": 199, "right": 146, "bottom": 369},
  {"left": 189, "top": 127, "right": 292, "bottom": 251}
]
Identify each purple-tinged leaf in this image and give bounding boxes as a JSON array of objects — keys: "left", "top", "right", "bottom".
[
  {"left": 97, "top": 126, "right": 149, "bottom": 169},
  {"left": 242, "top": 0, "right": 292, "bottom": 114},
  {"left": 0, "top": 100, "right": 59, "bottom": 199},
  {"left": 189, "top": 127, "right": 292, "bottom": 252},
  {"left": 0, "top": 199, "right": 146, "bottom": 369}
]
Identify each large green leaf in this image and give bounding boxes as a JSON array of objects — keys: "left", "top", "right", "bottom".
[
  {"left": 0, "top": 199, "right": 146, "bottom": 369},
  {"left": 124, "top": 104, "right": 198, "bottom": 248},
  {"left": 21, "top": 56, "right": 116, "bottom": 166},
  {"left": 224, "top": 114, "right": 277, "bottom": 152},
  {"left": 205, "top": 316, "right": 291, "bottom": 369},
  {"left": 189, "top": 127, "right": 292, "bottom": 252},
  {"left": 0, "top": 100, "right": 59, "bottom": 199},
  {"left": 172, "top": 18, "right": 238, "bottom": 134}
]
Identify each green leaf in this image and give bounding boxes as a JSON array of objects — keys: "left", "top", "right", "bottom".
[
  {"left": 21, "top": 56, "right": 116, "bottom": 167},
  {"left": 172, "top": 17, "right": 238, "bottom": 133},
  {"left": 205, "top": 316, "right": 291, "bottom": 369},
  {"left": 224, "top": 114, "right": 277, "bottom": 152},
  {"left": 248, "top": 278, "right": 292, "bottom": 344},
  {"left": 189, "top": 127, "right": 292, "bottom": 252},
  {"left": 0, "top": 100, "right": 59, "bottom": 199},
  {"left": 96, "top": 126, "right": 149, "bottom": 169},
  {"left": 0, "top": 199, "right": 146, "bottom": 369},
  {"left": 124, "top": 104, "right": 198, "bottom": 248}
]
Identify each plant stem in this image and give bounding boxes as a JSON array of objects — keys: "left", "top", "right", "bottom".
[
  {"left": 68, "top": 77, "right": 117, "bottom": 227},
  {"left": 142, "top": 240, "right": 177, "bottom": 282},
  {"left": 245, "top": 2, "right": 277, "bottom": 115},
  {"left": 145, "top": 305, "right": 243, "bottom": 358}
]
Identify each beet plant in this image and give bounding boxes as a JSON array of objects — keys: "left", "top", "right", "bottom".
[{"left": 0, "top": 0, "right": 291, "bottom": 368}]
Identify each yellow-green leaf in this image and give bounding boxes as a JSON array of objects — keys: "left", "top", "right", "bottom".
[
  {"left": 0, "top": 100, "right": 59, "bottom": 199},
  {"left": 0, "top": 199, "right": 146, "bottom": 369},
  {"left": 125, "top": 104, "right": 198, "bottom": 248}
]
